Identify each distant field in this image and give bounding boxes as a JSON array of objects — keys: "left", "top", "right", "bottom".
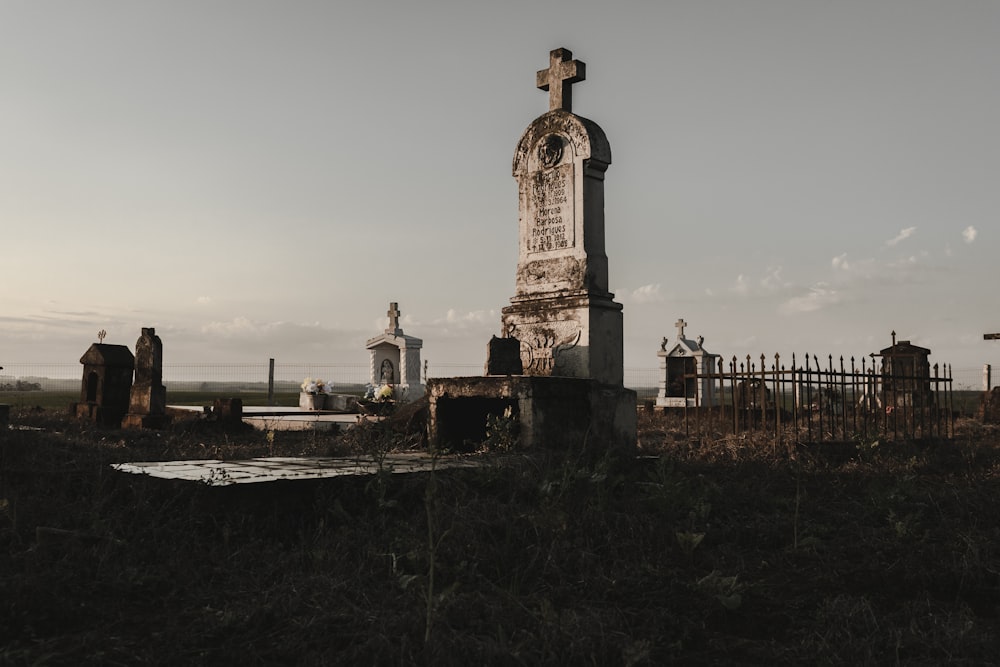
[{"left": 0, "top": 390, "right": 361, "bottom": 411}]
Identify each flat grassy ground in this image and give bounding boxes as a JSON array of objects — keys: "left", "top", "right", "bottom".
[{"left": 1, "top": 406, "right": 998, "bottom": 665}]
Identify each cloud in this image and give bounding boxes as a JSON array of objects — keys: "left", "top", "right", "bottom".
[
  {"left": 200, "top": 318, "right": 335, "bottom": 345},
  {"left": 886, "top": 227, "right": 916, "bottom": 246},
  {"left": 439, "top": 309, "right": 496, "bottom": 326},
  {"left": 760, "top": 266, "right": 786, "bottom": 291},
  {"left": 780, "top": 284, "right": 841, "bottom": 314},
  {"left": 831, "top": 253, "right": 850, "bottom": 271},
  {"left": 962, "top": 226, "right": 977, "bottom": 244},
  {"left": 627, "top": 283, "right": 663, "bottom": 303},
  {"left": 733, "top": 274, "right": 749, "bottom": 295},
  {"left": 887, "top": 254, "right": 921, "bottom": 270},
  {"left": 196, "top": 296, "right": 212, "bottom": 304}
]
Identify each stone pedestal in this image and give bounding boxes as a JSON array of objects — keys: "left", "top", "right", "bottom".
[
  {"left": 300, "top": 393, "right": 325, "bottom": 410},
  {"left": 428, "top": 376, "right": 636, "bottom": 454}
]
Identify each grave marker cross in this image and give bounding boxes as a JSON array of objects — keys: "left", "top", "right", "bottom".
[
  {"left": 675, "top": 318, "right": 687, "bottom": 340},
  {"left": 536, "top": 48, "right": 586, "bottom": 113},
  {"left": 985, "top": 333, "right": 1000, "bottom": 340},
  {"left": 386, "top": 302, "right": 402, "bottom": 335}
]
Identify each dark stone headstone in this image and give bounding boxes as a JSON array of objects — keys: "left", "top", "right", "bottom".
[
  {"left": 485, "top": 336, "right": 523, "bottom": 376},
  {"left": 122, "top": 327, "right": 171, "bottom": 429},
  {"left": 212, "top": 398, "right": 244, "bottom": 426}
]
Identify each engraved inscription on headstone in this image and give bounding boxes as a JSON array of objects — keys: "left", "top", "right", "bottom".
[{"left": 528, "top": 152, "right": 574, "bottom": 253}]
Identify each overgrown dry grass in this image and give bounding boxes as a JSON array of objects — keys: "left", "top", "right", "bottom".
[{"left": 1, "top": 406, "right": 998, "bottom": 665}]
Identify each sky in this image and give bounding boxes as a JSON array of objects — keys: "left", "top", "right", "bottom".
[{"left": 2, "top": 1, "right": 998, "bottom": 378}]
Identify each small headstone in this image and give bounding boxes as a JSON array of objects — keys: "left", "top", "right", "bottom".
[
  {"left": 122, "top": 327, "right": 171, "bottom": 429},
  {"left": 212, "top": 398, "right": 243, "bottom": 426},
  {"left": 485, "top": 336, "right": 523, "bottom": 376}
]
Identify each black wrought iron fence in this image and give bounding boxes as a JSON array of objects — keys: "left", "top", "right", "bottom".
[{"left": 671, "top": 353, "right": 954, "bottom": 443}]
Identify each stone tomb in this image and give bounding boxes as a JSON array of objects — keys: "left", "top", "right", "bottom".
[
  {"left": 879, "top": 331, "right": 934, "bottom": 408},
  {"left": 122, "top": 328, "right": 172, "bottom": 429},
  {"left": 656, "top": 318, "right": 721, "bottom": 408},
  {"left": 428, "top": 48, "right": 637, "bottom": 454},
  {"left": 365, "top": 302, "right": 424, "bottom": 403},
  {"left": 72, "top": 342, "right": 135, "bottom": 426}
]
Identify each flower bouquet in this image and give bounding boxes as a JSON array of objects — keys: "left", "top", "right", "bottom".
[{"left": 357, "top": 383, "right": 395, "bottom": 415}]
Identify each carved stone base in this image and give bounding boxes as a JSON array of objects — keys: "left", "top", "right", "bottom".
[{"left": 501, "top": 293, "right": 624, "bottom": 385}]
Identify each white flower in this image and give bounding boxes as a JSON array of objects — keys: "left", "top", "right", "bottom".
[{"left": 301, "top": 377, "right": 314, "bottom": 392}]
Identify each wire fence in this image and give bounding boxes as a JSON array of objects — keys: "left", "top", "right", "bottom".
[{"left": 0, "top": 360, "right": 989, "bottom": 410}]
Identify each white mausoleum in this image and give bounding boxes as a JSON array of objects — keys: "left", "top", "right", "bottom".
[
  {"left": 365, "top": 302, "right": 424, "bottom": 403},
  {"left": 656, "top": 318, "right": 721, "bottom": 408}
]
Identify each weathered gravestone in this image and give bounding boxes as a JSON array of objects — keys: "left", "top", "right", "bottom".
[
  {"left": 71, "top": 341, "right": 135, "bottom": 426},
  {"left": 428, "top": 48, "right": 637, "bottom": 453},
  {"left": 122, "top": 327, "right": 171, "bottom": 429}
]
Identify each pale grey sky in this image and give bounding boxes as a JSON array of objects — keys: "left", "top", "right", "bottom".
[{"left": 1, "top": 1, "right": 997, "bottom": 376}]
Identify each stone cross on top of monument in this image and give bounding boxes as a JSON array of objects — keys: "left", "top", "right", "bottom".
[
  {"left": 675, "top": 318, "right": 688, "bottom": 340},
  {"left": 386, "top": 302, "right": 402, "bottom": 335},
  {"left": 536, "top": 47, "right": 586, "bottom": 112}
]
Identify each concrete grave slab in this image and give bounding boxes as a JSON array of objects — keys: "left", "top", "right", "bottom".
[{"left": 112, "top": 452, "right": 485, "bottom": 486}]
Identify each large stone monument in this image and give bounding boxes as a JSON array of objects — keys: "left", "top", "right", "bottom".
[
  {"left": 428, "top": 48, "right": 636, "bottom": 453},
  {"left": 122, "top": 327, "right": 171, "bottom": 429},
  {"left": 502, "top": 48, "right": 621, "bottom": 384},
  {"left": 365, "top": 302, "right": 424, "bottom": 403}
]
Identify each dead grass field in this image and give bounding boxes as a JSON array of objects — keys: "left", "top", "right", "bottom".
[{"left": 1, "top": 406, "right": 998, "bottom": 665}]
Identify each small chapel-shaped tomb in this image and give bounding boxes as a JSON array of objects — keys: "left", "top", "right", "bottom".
[
  {"left": 878, "top": 331, "right": 934, "bottom": 408},
  {"left": 73, "top": 342, "right": 135, "bottom": 426},
  {"left": 656, "top": 318, "right": 721, "bottom": 408},
  {"left": 365, "top": 302, "right": 424, "bottom": 403}
]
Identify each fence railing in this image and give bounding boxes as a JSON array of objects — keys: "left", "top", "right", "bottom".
[{"left": 665, "top": 354, "right": 955, "bottom": 443}]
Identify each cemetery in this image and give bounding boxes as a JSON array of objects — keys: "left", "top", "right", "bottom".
[{"left": 1, "top": 47, "right": 998, "bottom": 664}]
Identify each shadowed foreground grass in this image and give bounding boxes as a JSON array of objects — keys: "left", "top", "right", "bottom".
[{"left": 1, "top": 407, "right": 998, "bottom": 665}]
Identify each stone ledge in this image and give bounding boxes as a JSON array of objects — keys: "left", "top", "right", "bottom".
[{"left": 428, "top": 375, "right": 635, "bottom": 453}]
